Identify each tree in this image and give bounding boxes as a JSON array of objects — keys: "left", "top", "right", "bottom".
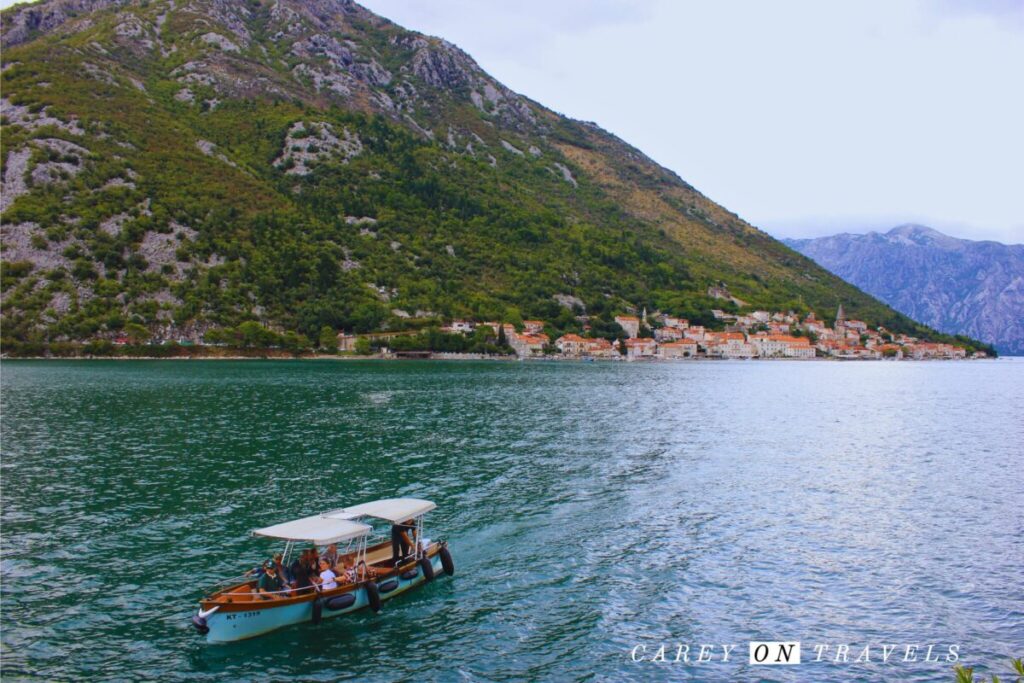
[
  {"left": 503, "top": 307, "right": 524, "bottom": 329},
  {"left": 354, "top": 337, "right": 371, "bottom": 355},
  {"left": 282, "top": 331, "right": 312, "bottom": 354},
  {"left": 350, "top": 303, "right": 386, "bottom": 333},
  {"left": 124, "top": 322, "right": 150, "bottom": 344},
  {"left": 236, "top": 321, "right": 279, "bottom": 348},
  {"left": 204, "top": 327, "right": 232, "bottom": 345},
  {"left": 318, "top": 325, "right": 337, "bottom": 352}
]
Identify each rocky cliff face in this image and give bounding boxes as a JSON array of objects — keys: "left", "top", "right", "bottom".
[
  {"left": 0, "top": 0, "right": 967, "bottom": 345},
  {"left": 785, "top": 225, "right": 1024, "bottom": 355}
]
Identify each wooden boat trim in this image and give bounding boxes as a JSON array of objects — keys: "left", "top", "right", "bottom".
[{"left": 200, "top": 543, "right": 441, "bottom": 613}]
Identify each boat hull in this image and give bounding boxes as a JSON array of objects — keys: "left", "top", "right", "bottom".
[{"left": 202, "top": 554, "right": 444, "bottom": 643}]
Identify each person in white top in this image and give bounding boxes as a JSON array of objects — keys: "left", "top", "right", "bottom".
[{"left": 317, "top": 559, "right": 338, "bottom": 591}]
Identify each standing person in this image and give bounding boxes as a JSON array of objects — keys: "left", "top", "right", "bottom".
[
  {"left": 390, "top": 518, "right": 416, "bottom": 565},
  {"left": 317, "top": 559, "right": 338, "bottom": 591}
]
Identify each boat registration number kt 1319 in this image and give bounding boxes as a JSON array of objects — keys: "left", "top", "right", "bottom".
[{"left": 225, "top": 611, "right": 262, "bottom": 621}]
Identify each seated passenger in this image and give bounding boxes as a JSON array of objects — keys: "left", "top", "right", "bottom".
[
  {"left": 305, "top": 551, "right": 320, "bottom": 585},
  {"left": 337, "top": 556, "right": 358, "bottom": 583},
  {"left": 290, "top": 550, "right": 314, "bottom": 593},
  {"left": 245, "top": 563, "right": 266, "bottom": 579},
  {"left": 355, "top": 559, "right": 387, "bottom": 580},
  {"left": 256, "top": 562, "right": 284, "bottom": 599},
  {"left": 273, "top": 553, "right": 291, "bottom": 583},
  {"left": 317, "top": 559, "right": 338, "bottom": 591},
  {"left": 322, "top": 543, "right": 339, "bottom": 568}
]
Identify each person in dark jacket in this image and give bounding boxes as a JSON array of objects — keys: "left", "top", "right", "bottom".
[
  {"left": 290, "top": 550, "right": 315, "bottom": 593},
  {"left": 256, "top": 562, "right": 285, "bottom": 599}
]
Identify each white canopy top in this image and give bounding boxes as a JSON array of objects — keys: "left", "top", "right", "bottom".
[
  {"left": 252, "top": 514, "right": 371, "bottom": 544},
  {"left": 326, "top": 498, "right": 436, "bottom": 524}
]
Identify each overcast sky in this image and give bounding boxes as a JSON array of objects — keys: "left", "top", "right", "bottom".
[
  {"left": 2, "top": 0, "right": 1020, "bottom": 242},
  {"left": 355, "top": 0, "right": 1023, "bottom": 244}
]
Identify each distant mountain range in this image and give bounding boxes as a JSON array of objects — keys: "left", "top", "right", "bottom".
[{"left": 784, "top": 225, "right": 1024, "bottom": 355}]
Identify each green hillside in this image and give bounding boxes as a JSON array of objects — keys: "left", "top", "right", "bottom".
[{"left": 0, "top": 0, "right": 991, "bottom": 353}]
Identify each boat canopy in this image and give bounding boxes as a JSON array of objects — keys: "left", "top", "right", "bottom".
[
  {"left": 252, "top": 514, "right": 372, "bottom": 544},
  {"left": 326, "top": 498, "right": 436, "bottom": 524}
]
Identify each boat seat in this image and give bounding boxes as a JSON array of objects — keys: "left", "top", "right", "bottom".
[{"left": 365, "top": 546, "right": 394, "bottom": 565}]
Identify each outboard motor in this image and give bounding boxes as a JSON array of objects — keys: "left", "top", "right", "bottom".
[{"left": 191, "top": 615, "right": 210, "bottom": 635}]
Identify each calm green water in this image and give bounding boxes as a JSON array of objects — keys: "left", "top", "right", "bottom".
[{"left": 1, "top": 359, "right": 1022, "bottom": 681}]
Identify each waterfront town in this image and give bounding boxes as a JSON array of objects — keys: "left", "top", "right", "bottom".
[{"left": 333, "top": 305, "right": 979, "bottom": 361}]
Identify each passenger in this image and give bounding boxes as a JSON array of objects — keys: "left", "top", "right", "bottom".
[
  {"left": 337, "top": 556, "right": 358, "bottom": 583},
  {"left": 317, "top": 559, "right": 338, "bottom": 591},
  {"left": 273, "top": 553, "right": 291, "bottom": 584},
  {"left": 391, "top": 518, "right": 416, "bottom": 565},
  {"left": 305, "top": 549, "right": 320, "bottom": 584},
  {"left": 256, "top": 562, "right": 284, "bottom": 599},
  {"left": 290, "top": 550, "right": 314, "bottom": 593},
  {"left": 245, "top": 563, "right": 266, "bottom": 579},
  {"left": 322, "top": 543, "right": 339, "bottom": 568},
  {"left": 356, "top": 559, "right": 387, "bottom": 580}
]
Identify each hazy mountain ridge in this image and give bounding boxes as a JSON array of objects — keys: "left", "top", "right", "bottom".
[
  {"left": 0, "top": 0, "right": 979, "bottom": 349},
  {"left": 785, "top": 225, "right": 1023, "bottom": 355}
]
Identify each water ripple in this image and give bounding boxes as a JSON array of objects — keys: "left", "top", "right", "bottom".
[{"left": 1, "top": 359, "right": 1022, "bottom": 681}]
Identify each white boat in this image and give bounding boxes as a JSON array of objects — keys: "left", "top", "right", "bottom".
[{"left": 190, "top": 498, "right": 454, "bottom": 642}]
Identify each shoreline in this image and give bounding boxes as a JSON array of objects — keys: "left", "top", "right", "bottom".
[{"left": 0, "top": 353, "right": 1001, "bottom": 363}]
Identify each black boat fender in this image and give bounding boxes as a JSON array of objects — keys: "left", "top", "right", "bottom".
[
  {"left": 191, "top": 615, "right": 209, "bottom": 635},
  {"left": 311, "top": 597, "right": 323, "bottom": 625},
  {"left": 440, "top": 545, "right": 455, "bottom": 576},
  {"left": 400, "top": 568, "right": 419, "bottom": 581},
  {"left": 378, "top": 579, "right": 399, "bottom": 593},
  {"left": 327, "top": 593, "right": 356, "bottom": 611},
  {"left": 418, "top": 556, "right": 435, "bottom": 582},
  {"left": 365, "top": 581, "right": 382, "bottom": 612}
]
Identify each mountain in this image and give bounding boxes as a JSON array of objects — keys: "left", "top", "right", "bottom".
[
  {"left": 785, "top": 225, "right": 1023, "bottom": 355},
  {"left": 0, "top": 0, "right": 981, "bottom": 350}
]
